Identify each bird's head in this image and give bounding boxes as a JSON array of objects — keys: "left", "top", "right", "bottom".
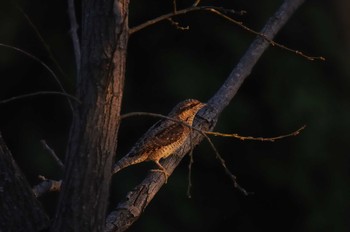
[{"left": 169, "top": 99, "right": 206, "bottom": 124}]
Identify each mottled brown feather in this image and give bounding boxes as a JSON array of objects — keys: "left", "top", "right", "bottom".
[{"left": 112, "top": 99, "right": 206, "bottom": 182}]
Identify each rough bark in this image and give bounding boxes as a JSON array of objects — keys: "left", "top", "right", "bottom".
[
  {"left": 105, "top": 0, "right": 305, "bottom": 231},
  {"left": 0, "top": 132, "right": 49, "bottom": 232},
  {"left": 51, "top": 0, "right": 129, "bottom": 231}
]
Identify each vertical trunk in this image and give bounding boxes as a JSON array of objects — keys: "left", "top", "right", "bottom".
[{"left": 52, "top": 0, "right": 129, "bottom": 231}]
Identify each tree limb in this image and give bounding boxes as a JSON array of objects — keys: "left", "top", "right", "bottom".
[
  {"left": 40, "top": 140, "right": 64, "bottom": 170},
  {"left": 0, "top": 132, "right": 49, "bottom": 231},
  {"left": 32, "top": 175, "right": 62, "bottom": 198},
  {"left": 129, "top": 6, "right": 244, "bottom": 35},
  {"left": 208, "top": 0, "right": 305, "bottom": 111},
  {"left": 68, "top": 0, "right": 81, "bottom": 78},
  {"left": 105, "top": 0, "right": 305, "bottom": 231}
]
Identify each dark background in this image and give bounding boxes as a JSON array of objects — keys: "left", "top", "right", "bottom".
[{"left": 1, "top": 0, "right": 349, "bottom": 231}]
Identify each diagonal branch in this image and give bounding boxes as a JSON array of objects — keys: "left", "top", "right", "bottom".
[
  {"left": 0, "top": 132, "right": 49, "bottom": 231},
  {"left": 208, "top": 0, "right": 305, "bottom": 113},
  {"left": 106, "top": 0, "right": 305, "bottom": 231},
  {"left": 129, "top": 6, "right": 244, "bottom": 34},
  {"left": 40, "top": 140, "right": 64, "bottom": 170}
]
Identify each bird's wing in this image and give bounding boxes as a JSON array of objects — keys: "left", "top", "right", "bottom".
[
  {"left": 152, "top": 122, "right": 185, "bottom": 145},
  {"left": 127, "top": 121, "right": 185, "bottom": 157}
]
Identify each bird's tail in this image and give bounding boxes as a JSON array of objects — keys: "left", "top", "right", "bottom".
[
  {"left": 112, "top": 157, "right": 131, "bottom": 174},
  {"left": 112, "top": 155, "right": 146, "bottom": 174}
]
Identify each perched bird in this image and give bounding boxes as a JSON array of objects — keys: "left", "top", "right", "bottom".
[{"left": 113, "top": 99, "right": 206, "bottom": 183}]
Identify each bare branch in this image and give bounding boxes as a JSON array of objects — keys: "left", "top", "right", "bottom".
[
  {"left": 0, "top": 43, "right": 75, "bottom": 111},
  {"left": 32, "top": 175, "right": 62, "bottom": 198},
  {"left": 186, "top": 134, "right": 195, "bottom": 198},
  {"left": 16, "top": 5, "right": 69, "bottom": 78},
  {"left": 120, "top": 111, "right": 185, "bottom": 122},
  {"left": 120, "top": 112, "right": 305, "bottom": 143},
  {"left": 208, "top": 9, "right": 325, "bottom": 61},
  {"left": 206, "top": 125, "right": 306, "bottom": 142},
  {"left": 200, "top": 131, "right": 250, "bottom": 195},
  {"left": 129, "top": 6, "right": 244, "bottom": 35},
  {"left": 193, "top": 0, "right": 201, "bottom": 7},
  {"left": 40, "top": 140, "right": 64, "bottom": 170},
  {"left": 208, "top": 0, "right": 307, "bottom": 113},
  {"left": 67, "top": 0, "right": 81, "bottom": 78},
  {"left": 0, "top": 132, "right": 49, "bottom": 231},
  {"left": 0, "top": 91, "right": 81, "bottom": 105},
  {"left": 130, "top": 5, "right": 324, "bottom": 61},
  {"left": 172, "top": 0, "right": 177, "bottom": 13},
  {"left": 167, "top": 18, "right": 190, "bottom": 30}
]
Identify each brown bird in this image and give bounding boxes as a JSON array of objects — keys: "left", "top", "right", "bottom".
[{"left": 113, "top": 99, "right": 206, "bottom": 183}]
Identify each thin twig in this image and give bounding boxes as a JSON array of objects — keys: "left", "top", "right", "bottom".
[
  {"left": 200, "top": 132, "right": 249, "bottom": 195},
  {"left": 121, "top": 112, "right": 305, "bottom": 142},
  {"left": 67, "top": 0, "right": 81, "bottom": 78},
  {"left": 129, "top": 6, "right": 243, "bottom": 35},
  {"left": 193, "top": 0, "right": 201, "bottom": 7},
  {"left": 0, "top": 91, "right": 81, "bottom": 105},
  {"left": 16, "top": 5, "right": 68, "bottom": 78},
  {"left": 129, "top": 6, "right": 324, "bottom": 61},
  {"left": 0, "top": 43, "right": 75, "bottom": 111},
  {"left": 186, "top": 130, "right": 194, "bottom": 198},
  {"left": 173, "top": 0, "right": 177, "bottom": 13},
  {"left": 168, "top": 18, "right": 190, "bottom": 30},
  {"left": 120, "top": 111, "right": 305, "bottom": 195},
  {"left": 206, "top": 125, "right": 306, "bottom": 142},
  {"left": 120, "top": 111, "right": 175, "bottom": 121},
  {"left": 208, "top": 9, "right": 325, "bottom": 61},
  {"left": 40, "top": 140, "right": 64, "bottom": 170}
]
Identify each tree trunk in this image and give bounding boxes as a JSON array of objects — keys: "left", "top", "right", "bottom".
[
  {"left": 0, "top": 133, "right": 49, "bottom": 232},
  {"left": 51, "top": 0, "right": 129, "bottom": 231}
]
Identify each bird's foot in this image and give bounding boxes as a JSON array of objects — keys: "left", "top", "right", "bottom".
[{"left": 150, "top": 169, "right": 169, "bottom": 183}]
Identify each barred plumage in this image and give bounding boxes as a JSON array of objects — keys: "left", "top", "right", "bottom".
[{"left": 113, "top": 99, "right": 206, "bottom": 182}]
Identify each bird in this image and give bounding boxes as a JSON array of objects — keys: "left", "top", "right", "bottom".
[{"left": 112, "top": 99, "right": 206, "bottom": 183}]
